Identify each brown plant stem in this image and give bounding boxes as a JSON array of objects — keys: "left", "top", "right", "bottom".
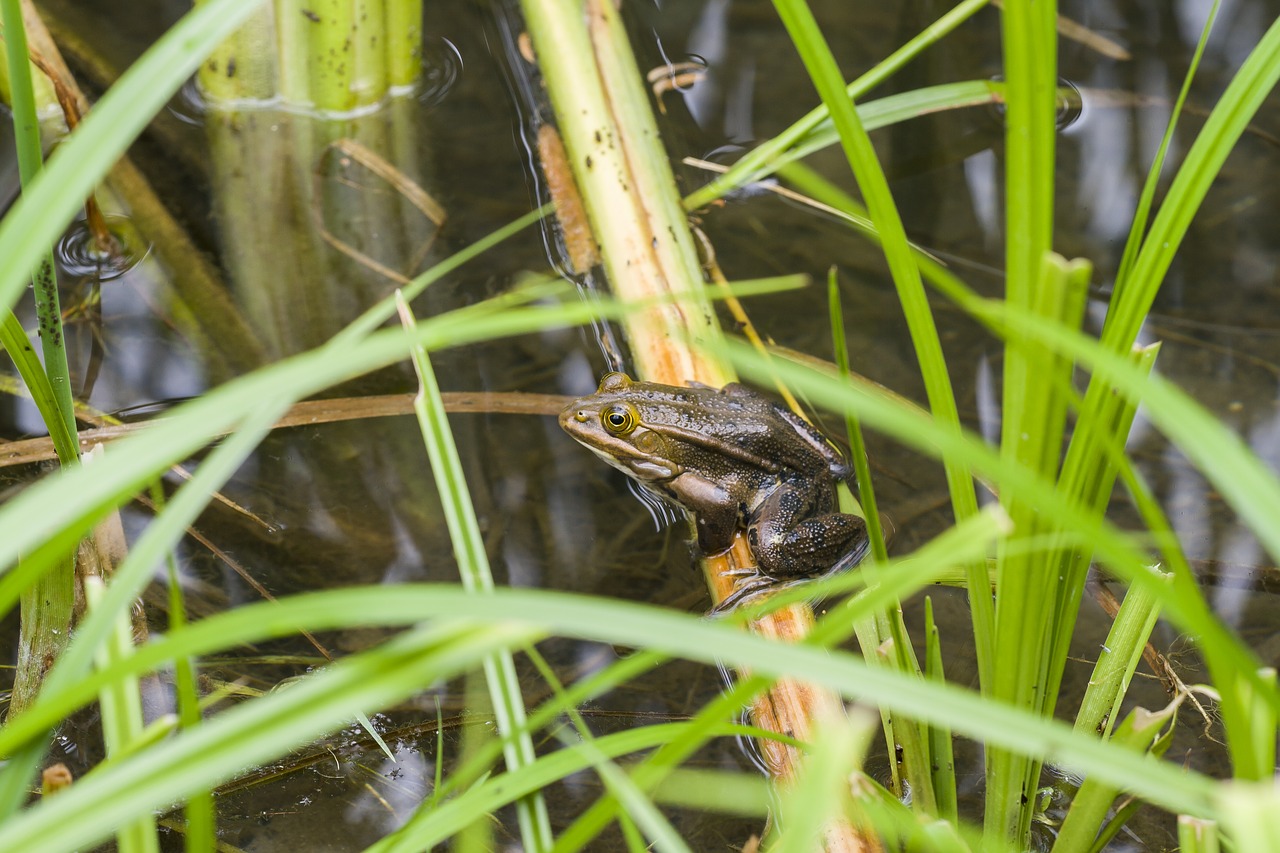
[{"left": 523, "top": 1, "right": 882, "bottom": 848}]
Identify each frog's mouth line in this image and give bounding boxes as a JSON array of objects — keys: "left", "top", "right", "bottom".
[{"left": 584, "top": 444, "right": 678, "bottom": 481}]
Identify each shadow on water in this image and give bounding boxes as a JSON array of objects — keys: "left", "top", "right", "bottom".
[{"left": 2, "top": 0, "right": 1279, "bottom": 848}]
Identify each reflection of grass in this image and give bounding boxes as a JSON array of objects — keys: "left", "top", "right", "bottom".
[{"left": 1, "top": 1, "right": 1280, "bottom": 852}]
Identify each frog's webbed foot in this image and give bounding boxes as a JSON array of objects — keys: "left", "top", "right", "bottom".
[{"left": 707, "top": 576, "right": 781, "bottom": 615}]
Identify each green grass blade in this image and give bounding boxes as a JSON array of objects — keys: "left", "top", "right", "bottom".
[
  {"left": 0, "top": 621, "right": 539, "bottom": 853},
  {"left": 83, "top": 577, "right": 159, "bottom": 853},
  {"left": 0, "top": 0, "right": 77, "bottom": 449},
  {"left": 1102, "top": 10, "right": 1280, "bottom": 354},
  {"left": 770, "top": 0, "right": 990, "bottom": 703},
  {"left": 397, "top": 295, "right": 552, "bottom": 852},
  {"left": 1113, "top": 0, "right": 1218, "bottom": 288},
  {"left": 159, "top": 488, "right": 215, "bottom": 853},
  {"left": 683, "top": 0, "right": 992, "bottom": 211},
  {"left": 0, "top": 586, "right": 1224, "bottom": 818}
]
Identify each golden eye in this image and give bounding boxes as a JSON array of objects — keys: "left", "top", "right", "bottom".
[{"left": 602, "top": 403, "right": 638, "bottom": 435}]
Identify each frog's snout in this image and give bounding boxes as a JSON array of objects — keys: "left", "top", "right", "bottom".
[{"left": 558, "top": 407, "right": 590, "bottom": 432}]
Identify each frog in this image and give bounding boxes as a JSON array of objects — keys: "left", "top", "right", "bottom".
[{"left": 559, "top": 372, "right": 869, "bottom": 581}]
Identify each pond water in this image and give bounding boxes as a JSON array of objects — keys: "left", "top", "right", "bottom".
[{"left": 2, "top": 0, "right": 1279, "bottom": 850}]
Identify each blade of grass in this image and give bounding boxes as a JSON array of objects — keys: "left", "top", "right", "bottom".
[
  {"left": 0, "top": 586, "right": 1225, "bottom": 822},
  {"left": 772, "top": 0, "right": 991, "bottom": 757},
  {"left": 0, "top": 620, "right": 540, "bottom": 853},
  {"left": 683, "top": 0, "right": 992, "bottom": 211},
  {"left": 159, "top": 484, "right": 215, "bottom": 853},
  {"left": 1, "top": 0, "right": 76, "bottom": 448},
  {"left": 768, "top": 6, "right": 988, "bottom": 809},
  {"left": 397, "top": 294, "right": 552, "bottom": 852},
  {"left": 83, "top": 576, "right": 159, "bottom": 853},
  {"left": 924, "top": 597, "right": 958, "bottom": 823},
  {"left": 1113, "top": 0, "right": 1218, "bottom": 288}
]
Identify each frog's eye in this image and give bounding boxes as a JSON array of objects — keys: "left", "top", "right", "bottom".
[{"left": 602, "top": 403, "right": 639, "bottom": 435}]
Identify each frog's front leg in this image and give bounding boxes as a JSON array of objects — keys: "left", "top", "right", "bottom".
[
  {"left": 666, "top": 472, "right": 739, "bottom": 556},
  {"left": 747, "top": 481, "right": 868, "bottom": 578}
]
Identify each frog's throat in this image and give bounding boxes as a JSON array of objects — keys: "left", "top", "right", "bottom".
[{"left": 587, "top": 445, "right": 678, "bottom": 480}]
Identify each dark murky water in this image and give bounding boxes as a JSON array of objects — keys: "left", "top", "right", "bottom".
[{"left": 3, "top": 0, "right": 1280, "bottom": 849}]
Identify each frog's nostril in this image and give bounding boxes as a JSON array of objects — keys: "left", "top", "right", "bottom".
[{"left": 575, "top": 410, "right": 588, "bottom": 422}]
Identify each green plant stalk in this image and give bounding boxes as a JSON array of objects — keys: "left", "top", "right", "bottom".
[
  {"left": 683, "top": 0, "right": 992, "bottom": 212},
  {"left": 276, "top": 0, "right": 312, "bottom": 104},
  {"left": 352, "top": 0, "right": 387, "bottom": 105},
  {"left": 194, "top": 0, "right": 276, "bottom": 101},
  {"left": 0, "top": 315, "right": 78, "bottom": 464},
  {"left": 1052, "top": 704, "right": 1174, "bottom": 853},
  {"left": 398, "top": 295, "right": 552, "bottom": 853},
  {"left": 84, "top": 576, "right": 159, "bottom": 853},
  {"left": 163, "top": 511, "right": 215, "bottom": 853},
  {"left": 924, "top": 597, "right": 959, "bottom": 823},
  {"left": 1, "top": 0, "right": 76, "bottom": 451},
  {"left": 1046, "top": 343, "right": 1159, "bottom": 705},
  {"left": 987, "top": 254, "right": 1091, "bottom": 843},
  {"left": 828, "top": 271, "right": 887, "bottom": 563},
  {"left": 305, "top": 0, "right": 357, "bottom": 111},
  {"left": 1073, "top": 571, "right": 1169, "bottom": 739},
  {"left": 1113, "top": 0, "right": 1218, "bottom": 289},
  {"left": 385, "top": 0, "right": 422, "bottom": 87},
  {"left": 1178, "top": 816, "right": 1220, "bottom": 853},
  {"left": 987, "top": 0, "right": 1061, "bottom": 842},
  {"left": 829, "top": 269, "right": 909, "bottom": 796}
]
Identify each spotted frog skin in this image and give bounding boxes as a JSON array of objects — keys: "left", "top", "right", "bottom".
[{"left": 559, "top": 372, "right": 868, "bottom": 578}]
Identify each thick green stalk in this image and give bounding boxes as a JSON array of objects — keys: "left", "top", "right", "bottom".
[
  {"left": 987, "top": 0, "right": 1063, "bottom": 840},
  {"left": 1073, "top": 572, "right": 1169, "bottom": 739},
  {"left": 2, "top": 0, "right": 80, "bottom": 726},
  {"left": 385, "top": 0, "right": 423, "bottom": 87},
  {"left": 1052, "top": 705, "right": 1174, "bottom": 853},
  {"left": 195, "top": 0, "right": 276, "bottom": 101}
]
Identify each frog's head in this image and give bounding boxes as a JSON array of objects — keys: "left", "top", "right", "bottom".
[{"left": 559, "top": 372, "right": 681, "bottom": 481}]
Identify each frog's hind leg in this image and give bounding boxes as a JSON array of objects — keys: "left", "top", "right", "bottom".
[{"left": 750, "top": 498, "right": 868, "bottom": 577}]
